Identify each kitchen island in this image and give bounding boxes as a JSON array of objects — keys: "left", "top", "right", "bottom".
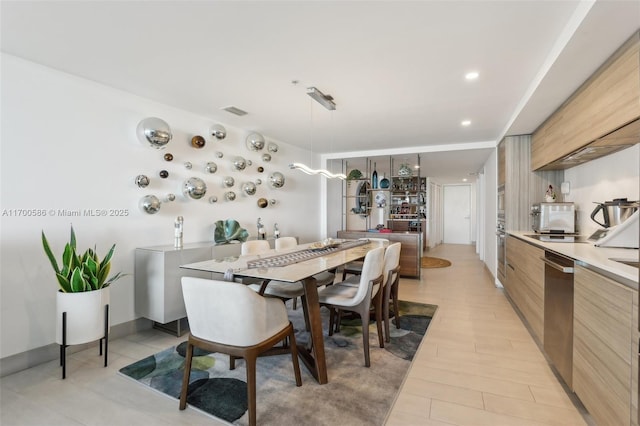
[{"left": 337, "top": 230, "right": 422, "bottom": 278}]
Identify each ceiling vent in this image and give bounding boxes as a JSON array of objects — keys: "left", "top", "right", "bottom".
[{"left": 221, "top": 106, "right": 248, "bottom": 116}]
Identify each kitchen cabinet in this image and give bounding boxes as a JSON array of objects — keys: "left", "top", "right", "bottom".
[
  {"left": 505, "top": 236, "right": 545, "bottom": 342},
  {"left": 337, "top": 230, "right": 421, "bottom": 278},
  {"left": 501, "top": 135, "right": 564, "bottom": 232},
  {"left": 135, "top": 242, "right": 241, "bottom": 334},
  {"left": 532, "top": 31, "right": 640, "bottom": 171},
  {"left": 573, "top": 265, "right": 637, "bottom": 426}
]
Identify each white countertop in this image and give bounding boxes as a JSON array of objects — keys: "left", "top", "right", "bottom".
[{"left": 508, "top": 231, "right": 639, "bottom": 286}]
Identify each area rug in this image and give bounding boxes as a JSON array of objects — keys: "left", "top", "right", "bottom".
[
  {"left": 421, "top": 256, "right": 452, "bottom": 268},
  {"left": 119, "top": 300, "right": 436, "bottom": 426}
]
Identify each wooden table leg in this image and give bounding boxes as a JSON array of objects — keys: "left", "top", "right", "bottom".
[{"left": 297, "top": 276, "right": 328, "bottom": 384}]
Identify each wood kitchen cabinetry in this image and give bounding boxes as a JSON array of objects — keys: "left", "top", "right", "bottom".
[
  {"left": 532, "top": 31, "right": 640, "bottom": 171},
  {"left": 505, "top": 235, "right": 545, "bottom": 342},
  {"left": 500, "top": 135, "right": 563, "bottom": 232},
  {"left": 573, "top": 265, "right": 638, "bottom": 426}
]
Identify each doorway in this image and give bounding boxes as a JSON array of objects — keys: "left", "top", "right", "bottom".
[{"left": 443, "top": 184, "right": 471, "bottom": 244}]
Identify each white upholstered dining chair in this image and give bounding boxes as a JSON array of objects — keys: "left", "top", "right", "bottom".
[
  {"left": 317, "top": 246, "right": 385, "bottom": 367},
  {"left": 241, "top": 240, "right": 271, "bottom": 255},
  {"left": 341, "top": 237, "right": 389, "bottom": 280},
  {"left": 179, "top": 277, "right": 302, "bottom": 426},
  {"left": 335, "top": 242, "right": 401, "bottom": 343},
  {"left": 241, "top": 239, "right": 307, "bottom": 304},
  {"left": 260, "top": 237, "right": 336, "bottom": 311}
]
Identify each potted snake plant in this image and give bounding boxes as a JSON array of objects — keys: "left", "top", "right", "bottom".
[{"left": 42, "top": 225, "right": 124, "bottom": 346}]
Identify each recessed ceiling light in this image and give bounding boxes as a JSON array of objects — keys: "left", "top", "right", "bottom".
[
  {"left": 461, "top": 120, "right": 471, "bottom": 126},
  {"left": 463, "top": 178, "right": 468, "bottom": 182},
  {"left": 465, "top": 71, "right": 479, "bottom": 80}
]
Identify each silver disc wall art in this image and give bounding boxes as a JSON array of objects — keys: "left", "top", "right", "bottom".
[
  {"left": 246, "top": 132, "right": 265, "bottom": 151},
  {"left": 268, "top": 171, "right": 285, "bottom": 188},
  {"left": 139, "top": 195, "right": 161, "bottom": 214},
  {"left": 210, "top": 124, "right": 227, "bottom": 140},
  {"left": 183, "top": 177, "right": 207, "bottom": 199},
  {"left": 136, "top": 117, "right": 172, "bottom": 149}
]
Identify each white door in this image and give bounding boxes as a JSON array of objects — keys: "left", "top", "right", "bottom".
[{"left": 443, "top": 184, "right": 471, "bottom": 244}]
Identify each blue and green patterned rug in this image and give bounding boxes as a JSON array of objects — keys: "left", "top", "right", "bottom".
[{"left": 119, "top": 300, "right": 436, "bottom": 425}]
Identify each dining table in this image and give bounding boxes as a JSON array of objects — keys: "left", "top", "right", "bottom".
[{"left": 180, "top": 238, "right": 387, "bottom": 384}]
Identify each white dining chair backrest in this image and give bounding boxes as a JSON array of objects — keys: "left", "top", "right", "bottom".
[
  {"left": 353, "top": 246, "right": 385, "bottom": 303},
  {"left": 181, "top": 277, "right": 289, "bottom": 347},
  {"left": 382, "top": 243, "right": 401, "bottom": 287},
  {"left": 241, "top": 240, "right": 271, "bottom": 255},
  {"left": 275, "top": 237, "right": 297, "bottom": 251}
]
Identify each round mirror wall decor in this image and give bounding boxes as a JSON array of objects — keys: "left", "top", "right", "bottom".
[
  {"left": 210, "top": 124, "right": 227, "bottom": 140},
  {"left": 136, "top": 117, "right": 172, "bottom": 149},
  {"left": 184, "top": 162, "right": 192, "bottom": 170},
  {"left": 225, "top": 191, "right": 236, "bottom": 201},
  {"left": 233, "top": 156, "right": 247, "bottom": 171},
  {"left": 267, "top": 142, "right": 278, "bottom": 153},
  {"left": 257, "top": 166, "right": 264, "bottom": 173},
  {"left": 135, "top": 175, "right": 150, "bottom": 188},
  {"left": 159, "top": 170, "right": 169, "bottom": 179},
  {"left": 139, "top": 195, "right": 161, "bottom": 214},
  {"left": 246, "top": 132, "right": 265, "bottom": 151},
  {"left": 216, "top": 151, "right": 224, "bottom": 158},
  {"left": 257, "top": 198, "right": 268, "bottom": 208},
  {"left": 165, "top": 193, "right": 176, "bottom": 202},
  {"left": 205, "top": 162, "right": 217, "bottom": 173},
  {"left": 268, "top": 172, "right": 285, "bottom": 188},
  {"left": 164, "top": 153, "right": 174, "bottom": 161},
  {"left": 223, "top": 176, "right": 235, "bottom": 188},
  {"left": 183, "top": 177, "right": 207, "bottom": 200},
  {"left": 191, "top": 135, "right": 206, "bottom": 148},
  {"left": 242, "top": 182, "right": 257, "bottom": 196},
  {"left": 262, "top": 153, "right": 271, "bottom": 162},
  {"left": 269, "top": 199, "right": 277, "bottom": 206},
  {"left": 209, "top": 195, "right": 218, "bottom": 203}
]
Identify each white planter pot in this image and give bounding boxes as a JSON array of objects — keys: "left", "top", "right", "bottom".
[{"left": 56, "top": 287, "right": 110, "bottom": 345}]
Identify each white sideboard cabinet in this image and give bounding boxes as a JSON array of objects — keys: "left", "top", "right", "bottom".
[{"left": 135, "top": 242, "right": 242, "bottom": 335}]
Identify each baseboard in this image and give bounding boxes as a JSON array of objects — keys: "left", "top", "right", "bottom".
[{"left": 0, "top": 318, "right": 153, "bottom": 377}]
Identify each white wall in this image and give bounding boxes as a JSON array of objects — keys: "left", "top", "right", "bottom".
[
  {"left": 563, "top": 144, "right": 639, "bottom": 236},
  {"left": 0, "top": 54, "right": 321, "bottom": 358},
  {"left": 481, "top": 149, "right": 498, "bottom": 279}
]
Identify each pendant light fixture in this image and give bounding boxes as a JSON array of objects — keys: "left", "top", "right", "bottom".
[{"left": 289, "top": 85, "right": 345, "bottom": 180}]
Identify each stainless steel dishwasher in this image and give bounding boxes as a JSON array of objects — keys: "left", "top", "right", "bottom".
[{"left": 543, "top": 251, "right": 575, "bottom": 388}]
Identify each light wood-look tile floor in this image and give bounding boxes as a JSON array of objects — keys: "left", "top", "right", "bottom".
[
  {"left": 386, "top": 243, "right": 590, "bottom": 426},
  {"left": 1, "top": 244, "right": 589, "bottom": 425}
]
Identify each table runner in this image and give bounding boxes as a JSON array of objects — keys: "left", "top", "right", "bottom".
[{"left": 246, "top": 239, "right": 369, "bottom": 268}]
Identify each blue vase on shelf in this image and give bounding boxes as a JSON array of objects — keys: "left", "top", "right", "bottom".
[
  {"left": 371, "top": 162, "right": 378, "bottom": 189},
  {"left": 379, "top": 173, "right": 390, "bottom": 189}
]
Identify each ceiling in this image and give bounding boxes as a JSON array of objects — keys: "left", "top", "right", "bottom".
[{"left": 1, "top": 1, "right": 638, "bottom": 183}]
